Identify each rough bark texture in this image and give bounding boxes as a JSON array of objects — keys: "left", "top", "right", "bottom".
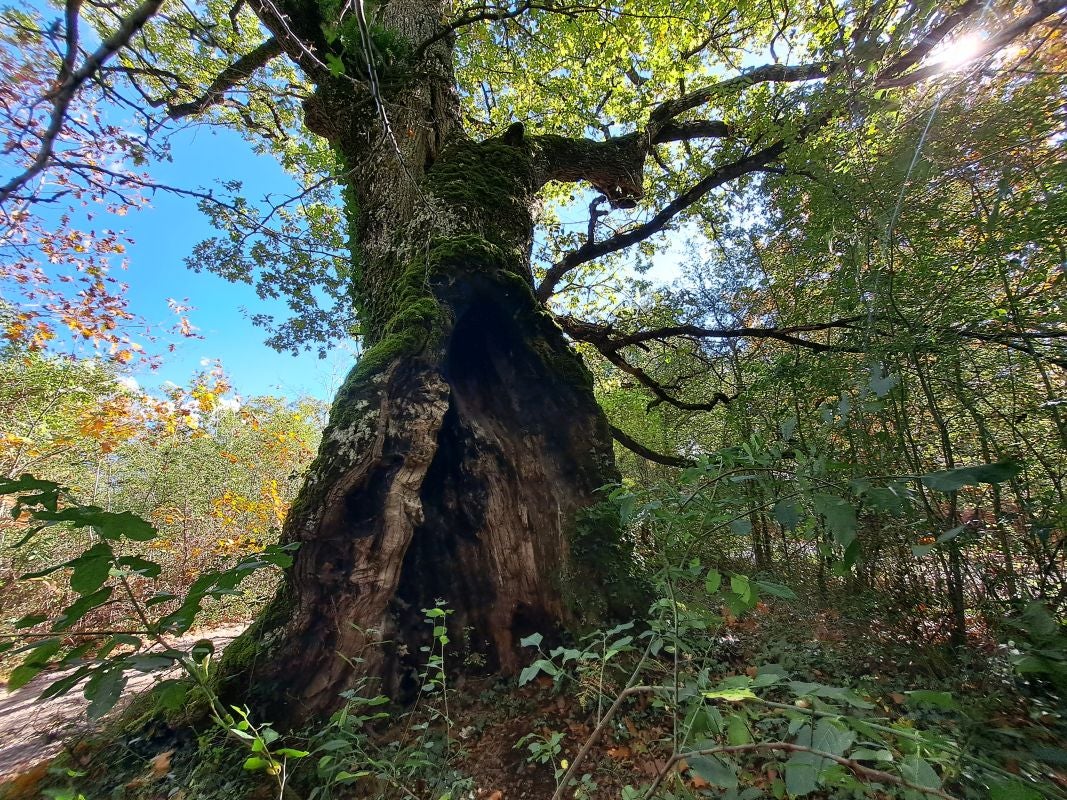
[{"left": 219, "top": 0, "right": 647, "bottom": 726}]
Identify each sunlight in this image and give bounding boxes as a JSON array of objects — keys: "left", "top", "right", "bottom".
[{"left": 930, "top": 32, "right": 985, "bottom": 70}]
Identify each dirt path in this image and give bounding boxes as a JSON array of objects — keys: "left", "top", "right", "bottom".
[{"left": 0, "top": 626, "right": 245, "bottom": 781}]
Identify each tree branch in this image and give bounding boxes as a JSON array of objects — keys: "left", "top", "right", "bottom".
[
  {"left": 587, "top": 316, "right": 868, "bottom": 352},
  {"left": 166, "top": 38, "right": 284, "bottom": 119},
  {"left": 649, "top": 63, "right": 833, "bottom": 128},
  {"left": 876, "top": 0, "right": 1067, "bottom": 88},
  {"left": 536, "top": 140, "right": 791, "bottom": 302},
  {"left": 877, "top": 0, "right": 984, "bottom": 81},
  {"left": 0, "top": 0, "right": 165, "bottom": 205},
  {"left": 530, "top": 131, "right": 649, "bottom": 209},
  {"left": 647, "top": 743, "right": 959, "bottom": 800},
  {"left": 559, "top": 317, "right": 740, "bottom": 411},
  {"left": 652, "top": 119, "right": 731, "bottom": 142},
  {"left": 609, "top": 425, "right": 694, "bottom": 467}
]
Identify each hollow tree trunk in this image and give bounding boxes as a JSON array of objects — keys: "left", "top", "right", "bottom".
[{"left": 221, "top": 0, "right": 649, "bottom": 727}]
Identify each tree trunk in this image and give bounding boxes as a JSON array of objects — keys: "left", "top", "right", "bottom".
[{"left": 220, "top": 0, "right": 648, "bottom": 727}]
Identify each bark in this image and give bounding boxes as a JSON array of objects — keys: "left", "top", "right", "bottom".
[{"left": 219, "top": 0, "right": 647, "bottom": 726}]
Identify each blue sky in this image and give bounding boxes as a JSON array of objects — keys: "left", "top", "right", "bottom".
[{"left": 101, "top": 124, "right": 356, "bottom": 403}]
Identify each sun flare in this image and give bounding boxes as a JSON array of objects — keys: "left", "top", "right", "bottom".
[{"left": 931, "top": 32, "right": 985, "bottom": 70}]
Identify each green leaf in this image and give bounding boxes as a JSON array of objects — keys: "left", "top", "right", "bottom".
[
  {"left": 813, "top": 494, "right": 857, "bottom": 548},
  {"left": 730, "top": 574, "right": 753, "bottom": 604},
  {"left": 13, "top": 614, "right": 48, "bottom": 628},
  {"left": 704, "top": 568, "right": 722, "bottom": 594},
  {"left": 519, "top": 632, "right": 543, "bottom": 648},
  {"left": 726, "top": 713, "right": 751, "bottom": 744},
  {"left": 325, "top": 53, "right": 345, "bottom": 77},
  {"left": 811, "top": 719, "right": 854, "bottom": 756},
  {"left": 154, "top": 680, "right": 188, "bottom": 712},
  {"left": 906, "top": 690, "right": 959, "bottom": 710},
  {"left": 54, "top": 587, "right": 113, "bottom": 631},
  {"left": 867, "top": 363, "right": 898, "bottom": 397},
  {"left": 730, "top": 518, "right": 752, "bottom": 536},
  {"left": 784, "top": 752, "right": 820, "bottom": 797},
  {"left": 116, "top": 555, "right": 162, "bottom": 578},
  {"left": 8, "top": 637, "right": 63, "bottom": 689},
  {"left": 920, "top": 460, "right": 1022, "bottom": 492},
  {"left": 753, "top": 580, "right": 797, "bottom": 600},
  {"left": 128, "top": 655, "right": 176, "bottom": 671},
  {"left": 773, "top": 499, "right": 801, "bottom": 530},
  {"left": 900, "top": 755, "right": 940, "bottom": 791},
  {"left": 85, "top": 667, "right": 127, "bottom": 720},
  {"left": 519, "top": 659, "right": 556, "bottom": 685},
  {"left": 243, "top": 757, "right": 271, "bottom": 771},
  {"left": 69, "top": 542, "right": 115, "bottom": 594},
  {"left": 34, "top": 507, "right": 158, "bottom": 541},
  {"left": 688, "top": 755, "right": 738, "bottom": 789},
  {"left": 40, "top": 666, "right": 93, "bottom": 700},
  {"left": 989, "top": 780, "right": 1043, "bottom": 800},
  {"left": 276, "top": 748, "right": 310, "bottom": 759}
]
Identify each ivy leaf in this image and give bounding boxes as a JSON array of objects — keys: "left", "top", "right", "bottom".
[{"left": 325, "top": 53, "right": 345, "bottom": 77}]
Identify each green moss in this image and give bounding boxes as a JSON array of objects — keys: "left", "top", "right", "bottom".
[
  {"left": 214, "top": 585, "right": 293, "bottom": 706},
  {"left": 530, "top": 336, "right": 595, "bottom": 391},
  {"left": 425, "top": 138, "right": 535, "bottom": 253},
  {"left": 564, "top": 502, "right": 651, "bottom": 623}
]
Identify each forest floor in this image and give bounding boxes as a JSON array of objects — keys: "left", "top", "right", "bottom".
[
  {"left": 0, "top": 625, "right": 245, "bottom": 783},
  {"left": 1, "top": 607, "right": 1064, "bottom": 800}
]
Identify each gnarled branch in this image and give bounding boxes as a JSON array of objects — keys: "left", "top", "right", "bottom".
[
  {"left": 166, "top": 38, "right": 283, "bottom": 119},
  {"left": 537, "top": 140, "right": 791, "bottom": 301}
]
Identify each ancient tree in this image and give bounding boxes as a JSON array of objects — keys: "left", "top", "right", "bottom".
[{"left": 3, "top": 0, "right": 1062, "bottom": 726}]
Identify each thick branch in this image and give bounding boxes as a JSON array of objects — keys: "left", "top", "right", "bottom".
[
  {"left": 877, "top": 0, "right": 1067, "bottom": 88},
  {"left": 0, "top": 0, "right": 165, "bottom": 205},
  {"left": 877, "top": 0, "right": 984, "bottom": 80},
  {"left": 609, "top": 425, "right": 694, "bottom": 467},
  {"left": 649, "top": 63, "right": 833, "bottom": 127},
  {"left": 530, "top": 132, "right": 648, "bottom": 208},
  {"left": 536, "top": 141, "right": 790, "bottom": 302},
  {"left": 652, "top": 119, "right": 730, "bottom": 142},
  {"left": 590, "top": 317, "right": 868, "bottom": 352},
  {"left": 166, "top": 38, "right": 283, "bottom": 119},
  {"left": 244, "top": 0, "right": 329, "bottom": 77}
]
